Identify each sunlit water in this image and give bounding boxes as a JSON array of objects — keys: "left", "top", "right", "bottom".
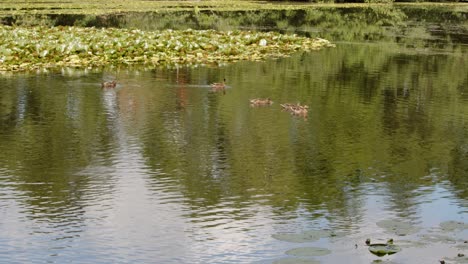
[{"left": 1, "top": 12, "right": 468, "bottom": 264}]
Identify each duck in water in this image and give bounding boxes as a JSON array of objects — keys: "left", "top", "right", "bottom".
[
  {"left": 281, "top": 103, "right": 309, "bottom": 117},
  {"left": 210, "top": 78, "right": 226, "bottom": 89},
  {"left": 101, "top": 81, "right": 117, "bottom": 88},
  {"left": 250, "top": 98, "right": 273, "bottom": 106}
]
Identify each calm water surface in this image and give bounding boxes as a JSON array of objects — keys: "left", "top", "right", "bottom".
[{"left": 1, "top": 9, "right": 468, "bottom": 264}]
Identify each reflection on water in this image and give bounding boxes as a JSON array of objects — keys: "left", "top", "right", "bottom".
[{"left": 1, "top": 26, "right": 468, "bottom": 264}]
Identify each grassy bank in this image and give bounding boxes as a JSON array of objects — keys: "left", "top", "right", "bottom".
[{"left": 1, "top": 0, "right": 466, "bottom": 16}]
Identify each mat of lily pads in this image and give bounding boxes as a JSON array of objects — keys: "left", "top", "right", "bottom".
[{"left": 0, "top": 26, "right": 334, "bottom": 72}]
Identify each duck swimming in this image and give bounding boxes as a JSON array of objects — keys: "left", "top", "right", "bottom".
[
  {"left": 292, "top": 105, "right": 308, "bottom": 116},
  {"left": 281, "top": 103, "right": 309, "bottom": 116},
  {"left": 101, "top": 81, "right": 117, "bottom": 88},
  {"left": 250, "top": 98, "right": 273, "bottom": 106},
  {"left": 211, "top": 78, "right": 226, "bottom": 89}
]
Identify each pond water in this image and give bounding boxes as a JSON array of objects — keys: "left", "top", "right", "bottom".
[{"left": 1, "top": 6, "right": 468, "bottom": 264}]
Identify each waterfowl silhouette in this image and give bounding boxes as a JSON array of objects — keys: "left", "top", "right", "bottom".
[
  {"left": 281, "top": 103, "right": 309, "bottom": 116},
  {"left": 210, "top": 78, "right": 226, "bottom": 89},
  {"left": 250, "top": 98, "right": 273, "bottom": 106},
  {"left": 101, "top": 81, "right": 117, "bottom": 88}
]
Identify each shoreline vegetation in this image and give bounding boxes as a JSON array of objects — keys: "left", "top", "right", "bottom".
[
  {"left": 0, "top": 1, "right": 466, "bottom": 73},
  {"left": 0, "top": 26, "right": 335, "bottom": 72},
  {"left": 0, "top": 1, "right": 467, "bottom": 16}
]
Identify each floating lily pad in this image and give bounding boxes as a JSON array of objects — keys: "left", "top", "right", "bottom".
[
  {"left": 368, "top": 243, "right": 402, "bottom": 257},
  {"left": 272, "top": 230, "right": 339, "bottom": 243},
  {"left": 376, "top": 220, "right": 421, "bottom": 236},
  {"left": 397, "top": 239, "right": 427, "bottom": 248},
  {"left": 273, "top": 258, "right": 320, "bottom": 264},
  {"left": 286, "top": 247, "right": 331, "bottom": 257},
  {"left": 446, "top": 255, "right": 468, "bottom": 264},
  {"left": 440, "top": 221, "right": 468, "bottom": 232},
  {"left": 0, "top": 26, "right": 334, "bottom": 72},
  {"left": 455, "top": 242, "right": 468, "bottom": 250},
  {"left": 371, "top": 260, "right": 399, "bottom": 264},
  {"left": 418, "top": 233, "right": 457, "bottom": 243}
]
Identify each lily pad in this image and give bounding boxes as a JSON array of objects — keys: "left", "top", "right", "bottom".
[
  {"left": 440, "top": 221, "right": 468, "bottom": 232},
  {"left": 272, "top": 230, "right": 338, "bottom": 243},
  {"left": 446, "top": 255, "right": 468, "bottom": 264},
  {"left": 455, "top": 242, "right": 468, "bottom": 250},
  {"left": 376, "top": 220, "right": 421, "bottom": 236},
  {"left": 273, "top": 258, "right": 320, "bottom": 264},
  {"left": 0, "top": 26, "right": 334, "bottom": 73},
  {"left": 418, "top": 233, "right": 457, "bottom": 243},
  {"left": 397, "top": 239, "right": 427, "bottom": 248},
  {"left": 368, "top": 243, "right": 402, "bottom": 257},
  {"left": 286, "top": 247, "right": 331, "bottom": 257}
]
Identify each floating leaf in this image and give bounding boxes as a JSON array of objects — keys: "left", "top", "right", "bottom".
[
  {"left": 376, "top": 220, "right": 421, "bottom": 236},
  {"left": 445, "top": 255, "right": 468, "bottom": 264},
  {"left": 418, "top": 233, "right": 457, "bottom": 243},
  {"left": 368, "top": 243, "right": 401, "bottom": 257},
  {"left": 273, "top": 258, "right": 320, "bottom": 264},
  {"left": 286, "top": 247, "right": 331, "bottom": 257},
  {"left": 439, "top": 221, "right": 468, "bottom": 232},
  {"left": 0, "top": 25, "right": 333, "bottom": 72},
  {"left": 272, "top": 229, "right": 341, "bottom": 243}
]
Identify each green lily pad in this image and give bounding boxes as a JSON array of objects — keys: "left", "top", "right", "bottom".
[
  {"left": 273, "top": 258, "right": 320, "bottom": 264},
  {"left": 376, "top": 220, "right": 421, "bottom": 236},
  {"left": 418, "top": 233, "right": 457, "bottom": 243},
  {"left": 0, "top": 26, "right": 334, "bottom": 73},
  {"left": 455, "top": 242, "right": 468, "bottom": 250},
  {"left": 440, "top": 221, "right": 468, "bottom": 232},
  {"left": 286, "top": 247, "right": 331, "bottom": 257},
  {"left": 272, "top": 230, "right": 340, "bottom": 243},
  {"left": 446, "top": 255, "right": 468, "bottom": 264},
  {"left": 397, "top": 239, "right": 427, "bottom": 248},
  {"left": 368, "top": 243, "right": 402, "bottom": 257}
]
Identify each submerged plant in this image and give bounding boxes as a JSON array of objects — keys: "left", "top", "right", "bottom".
[{"left": 0, "top": 26, "right": 334, "bottom": 72}]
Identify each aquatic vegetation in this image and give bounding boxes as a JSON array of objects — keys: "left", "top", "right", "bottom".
[
  {"left": 368, "top": 243, "right": 402, "bottom": 257},
  {"left": 0, "top": 25, "right": 334, "bottom": 72},
  {"left": 376, "top": 219, "right": 421, "bottom": 236},
  {"left": 272, "top": 229, "right": 344, "bottom": 243},
  {"left": 397, "top": 239, "right": 427, "bottom": 248},
  {"left": 1, "top": 0, "right": 466, "bottom": 18},
  {"left": 445, "top": 254, "right": 468, "bottom": 264},
  {"left": 273, "top": 258, "right": 320, "bottom": 264},
  {"left": 418, "top": 233, "right": 457, "bottom": 243},
  {"left": 439, "top": 221, "right": 468, "bottom": 231},
  {"left": 285, "top": 247, "right": 332, "bottom": 257}
]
